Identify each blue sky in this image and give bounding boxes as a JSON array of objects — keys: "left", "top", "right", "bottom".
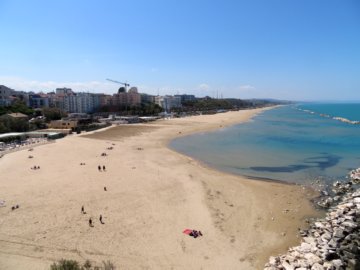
[{"left": 0, "top": 0, "right": 359, "bottom": 100}]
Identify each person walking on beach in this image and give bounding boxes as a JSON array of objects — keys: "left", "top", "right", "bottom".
[
  {"left": 98, "top": 165, "right": 101, "bottom": 172},
  {"left": 99, "top": 215, "right": 104, "bottom": 224},
  {"left": 89, "top": 218, "right": 93, "bottom": 227},
  {"left": 103, "top": 165, "right": 106, "bottom": 171},
  {"left": 81, "top": 206, "right": 85, "bottom": 214},
  {"left": 104, "top": 186, "right": 107, "bottom": 191}
]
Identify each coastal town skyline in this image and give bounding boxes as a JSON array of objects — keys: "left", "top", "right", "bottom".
[{"left": 0, "top": 1, "right": 359, "bottom": 101}]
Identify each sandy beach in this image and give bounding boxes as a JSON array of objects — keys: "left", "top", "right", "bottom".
[{"left": 0, "top": 108, "right": 321, "bottom": 270}]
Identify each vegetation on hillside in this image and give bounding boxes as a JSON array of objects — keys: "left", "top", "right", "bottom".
[
  {"left": 96, "top": 102, "right": 163, "bottom": 116},
  {"left": 42, "top": 107, "right": 67, "bottom": 121},
  {"left": 0, "top": 116, "right": 29, "bottom": 133},
  {"left": 0, "top": 101, "right": 34, "bottom": 116}
]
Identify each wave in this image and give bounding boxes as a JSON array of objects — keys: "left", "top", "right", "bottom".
[{"left": 294, "top": 107, "right": 360, "bottom": 125}]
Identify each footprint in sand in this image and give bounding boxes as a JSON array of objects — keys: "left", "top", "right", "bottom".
[{"left": 180, "top": 240, "right": 186, "bottom": 252}]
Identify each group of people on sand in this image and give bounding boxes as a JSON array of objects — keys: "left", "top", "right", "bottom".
[
  {"left": 82, "top": 206, "right": 104, "bottom": 227},
  {"left": 189, "top": 230, "right": 203, "bottom": 238},
  {"left": 80, "top": 162, "right": 86, "bottom": 165},
  {"left": 98, "top": 165, "right": 106, "bottom": 171},
  {"left": 87, "top": 145, "right": 112, "bottom": 226},
  {"left": 11, "top": 204, "right": 20, "bottom": 211},
  {"left": 30, "top": 165, "right": 40, "bottom": 170}
]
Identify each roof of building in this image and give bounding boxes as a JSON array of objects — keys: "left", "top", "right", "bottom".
[
  {"left": 7, "top": 113, "right": 28, "bottom": 118},
  {"left": 0, "top": 131, "right": 61, "bottom": 139},
  {"left": 0, "top": 132, "right": 24, "bottom": 139}
]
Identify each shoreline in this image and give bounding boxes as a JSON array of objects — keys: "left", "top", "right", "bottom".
[
  {"left": 166, "top": 105, "right": 302, "bottom": 187},
  {"left": 0, "top": 107, "right": 321, "bottom": 270}
]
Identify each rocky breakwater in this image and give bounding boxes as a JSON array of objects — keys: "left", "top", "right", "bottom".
[{"left": 264, "top": 188, "right": 360, "bottom": 270}]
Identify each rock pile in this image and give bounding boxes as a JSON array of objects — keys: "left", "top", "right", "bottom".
[
  {"left": 264, "top": 188, "right": 360, "bottom": 270},
  {"left": 317, "top": 181, "right": 355, "bottom": 209},
  {"left": 350, "top": 169, "right": 360, "bottom": 184}
]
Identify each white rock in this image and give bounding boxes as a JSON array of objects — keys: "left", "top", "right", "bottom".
[
  {"left": 314, "top": 222, "right": 325, "bottom": 229},
  {"left": 281, "top": 261, "right": 295, "bottom": 270},
  {"left": 323, "top": 261, "right": 334, "bottom": 270},
  {"left": 298, "top": 242, "right": 312, "bottom": 253},
  {"left": 332, "top": 259, "right": 343, "bottom": 269},
  {"left": 304, "top": 253, "right": 322, "bottom": 265},
  {"left": 304, "top": 237, "right": 316, "bottom": 245},
  {"left": 297, "top": 259, "right": 310, "bottom": 268},
  {"left": 311, "top": 263, "right": 324, "bottom": 270},
  {"left": 269, "top": 256, "right": 279, "bottom": 265}
]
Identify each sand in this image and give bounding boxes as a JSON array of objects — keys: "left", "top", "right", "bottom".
[{"left": 0, "top": 108, "right": 321, "bottom": 270}]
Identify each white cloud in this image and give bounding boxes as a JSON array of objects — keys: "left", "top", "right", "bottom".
[
  {"left": 0, "top": 76, "right": 210, "bottom": 97},
  {"left": 198, "top": 83, "right": 210, "bottom": 91},
  {"left": 0, "top": 76, "right": 118, "bottom": 94},
  {"left": 238, "top": 84, "right": 255, "bottom": 91}
]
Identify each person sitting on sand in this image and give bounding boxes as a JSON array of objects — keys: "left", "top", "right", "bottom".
[
  {"left": 103, "top": 165, "right": 106, "bottom": 171},
  {"left": 37, "top": 166, "right": 40, "bottom": 169},
  {"left": 104, "top": 187, "right": 107, "bottom": 191},
  {"left": 89, "top": 218, "right": 93, "bottom": 227},
  {"left": 98, "top": 165, "right": 101, "bottom": 171},
  {"left": 99, "top": 215, "right": 104, "bottom": 224},
  {"left": 81, "top": 206, "right": 85, "bottom": 214}
]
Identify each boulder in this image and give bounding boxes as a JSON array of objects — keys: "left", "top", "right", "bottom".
[
  {"left": 298, "top": 242, "right": 312, "bottom": 253},
  {"left": 328, "top": 238, "right": 338, "bottom": 248},
  {"left": 269, "top": 256, "right": 279, "bottom": 265},
  {"left": 304, "top": 237, "right": 317, "bottom": 245},
  {"left": 347, "top": 259, "right": 360, "bottom": 270},
  {"left": 331, "top": 259, "right": 343, "bottom": 270},
  {"left": 311, "top": 263, "right": 324, "bottom": 270},
  {"left": 281, "top": 261, "right": 294, "bottom": 270},
  {"left": 333, "top": 228, "right": 345, "bottom": 239},
  {"left": 304, "top": 253, "right": 322, "bottom": 265}
]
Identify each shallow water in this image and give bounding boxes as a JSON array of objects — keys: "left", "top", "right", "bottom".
[{"left": 170, "top": 105, "right": 360, "bottom": 185}]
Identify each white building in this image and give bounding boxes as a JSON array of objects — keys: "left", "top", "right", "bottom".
[
  {"left": 56, "top": 88, "right": 74, "bottom": 95},
  {"left": 63, "top": 93, "right": 100, "bottom": 113},
  {"left": 0, "top": 85, "right": 15, "bottom": 106},
  {"left": 155, "top": 95, "right": 181, "bottom": 112}
]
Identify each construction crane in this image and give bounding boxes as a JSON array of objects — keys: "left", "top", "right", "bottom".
[{"left": 106, "top": 78, "right": 130, "bottom": 91}]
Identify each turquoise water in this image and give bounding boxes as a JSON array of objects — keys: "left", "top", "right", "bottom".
[
  {"left": 170, "top": 104, "right": 360, "bottom": 185},
  {"left": 299, "top": 103, "right": 360, "bottom": 122}
]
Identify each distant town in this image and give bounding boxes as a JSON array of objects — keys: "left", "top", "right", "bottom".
[{"left": 0, "top": 83, "right": 286, "bottom": 137}]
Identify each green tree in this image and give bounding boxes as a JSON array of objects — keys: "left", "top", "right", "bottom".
[
  {"left": 42, "top": 107, "right": 66, "bottom": 121},
  {"left": 10, "top": 100, "right": 34, "bottom": 115}
]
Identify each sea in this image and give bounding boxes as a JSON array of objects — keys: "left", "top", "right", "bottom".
[{"left": 170, "top": 103, "right": 360, "bottom": 185}]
